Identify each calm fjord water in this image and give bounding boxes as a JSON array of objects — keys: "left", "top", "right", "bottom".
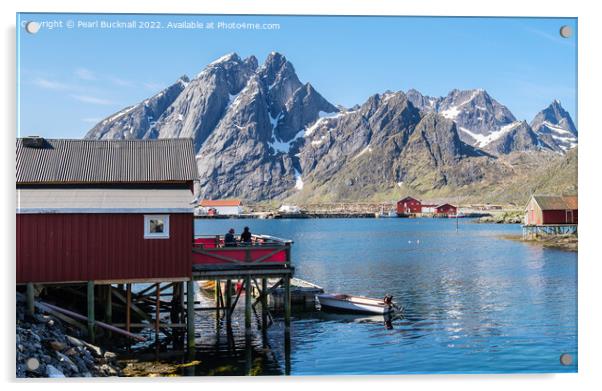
[{"left": 192, "top": 218, "right": 577, "bottom": 375}]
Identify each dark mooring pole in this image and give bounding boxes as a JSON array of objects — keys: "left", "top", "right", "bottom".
[
  {"left": 87, "top": 281, "right": 95, "bottom": 343},
  {"left": 187, "top": 279, "right": 195, "bottom": 349}
]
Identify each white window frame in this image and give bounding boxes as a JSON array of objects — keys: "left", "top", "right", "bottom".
[{"left": 144, "top": 214, "right": 170, "bottom": 239}]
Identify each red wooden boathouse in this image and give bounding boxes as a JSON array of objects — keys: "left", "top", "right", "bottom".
[
  {"left": 435, "top": 203, "right": 457, "bottom": 216},
  {"left": 16, "top": 137, "right": 198, "bottom": 284},
  {"left": 16, "top": 137, "right": 295, "bottom": 348},
  {"left": 397, "top": 196, "right": 422, "bottom": 215},
  {"left": 524, "top": 195, "right": 578, "bottom": 225}
]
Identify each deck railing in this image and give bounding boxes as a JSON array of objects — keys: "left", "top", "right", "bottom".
[{"left": 192, "top": 234, "right": 292, "bottom": 269}]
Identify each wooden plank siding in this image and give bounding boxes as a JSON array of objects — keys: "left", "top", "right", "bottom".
[{"left": 17, "top": 213, "right": 192, "bottom": 284}]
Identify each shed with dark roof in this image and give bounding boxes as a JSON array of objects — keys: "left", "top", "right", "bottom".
[
  {"left": 16, "top": 137, "right": 198, "bottom": 284},
  {"left": 524, "top": 195, "right": 578, "bottom": 226}
]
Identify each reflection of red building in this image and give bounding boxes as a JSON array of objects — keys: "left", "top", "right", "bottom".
[
  {"left": 397, "top": 197, "right": 422, "bottom": 215},
  {"left": 435, "top": 203, "right": 457, "bottom": 216}
]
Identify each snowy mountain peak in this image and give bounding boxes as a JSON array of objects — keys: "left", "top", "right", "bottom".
[
  {"left": 208, "top": 52, "right": 241, "bottom": 66},
  {"left": 530, "top": 100, "right": 577, "bottom": 152}
]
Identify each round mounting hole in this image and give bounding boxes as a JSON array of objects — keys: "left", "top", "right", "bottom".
[
  {"left": 559, "top": 25, "right": 572, "bottom": 38},
  {"left": 560, "top": 353, "right": 573, "bottom": 366},
  {"left": 25, "top": 21, "right": 41, "bottom": 34}
]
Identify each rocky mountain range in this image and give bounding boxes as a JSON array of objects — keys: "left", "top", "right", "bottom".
[{"left": 84, "top": 52, "right": 578, "bottom": 203}]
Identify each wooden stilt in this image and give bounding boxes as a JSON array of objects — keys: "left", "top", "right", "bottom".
[
  {"left": 26, "top": 282, "right": 35, "bottom": 317},
  {"left": 245, "top": 276, "right": 252, "bottom": 336},
  {"left": 214, "top": 279, "right": 220, "bottom": 306},
  {"left": 284, "top": 275, "right": 291, "bottom": 335},
  {"left": 179, "top": 282, "right": 186, "bottom": 334},
  {"left": 87, "top": 281, "right": 95, "bottom": 343},
  {"left": 105, "top": 285, "right": 112, "bottom": 323},
  {"left": 284, "top": 329, "right": 291, "bottom": 375},
  {"left": 186, "top": 279, "right": 195, "bottom": 349},
  {"left": 155, "top": 283, "right": 160, "bottom": 341},
  {"left": 261, "top": 278, "right": 268, "bottom": 331},
  {"left": 126, "top": 283, "right": 132, "bottom": 333},
  {"left": 225, "top": 279, "right": 232, "bottom": 326}
]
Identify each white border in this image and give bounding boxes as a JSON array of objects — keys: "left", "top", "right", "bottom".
[{"left": 3, "top": 1, "right": 601, "bottom": 390}]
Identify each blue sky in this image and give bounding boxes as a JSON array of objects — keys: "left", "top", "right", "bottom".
[{"left": 17, "top": 14, "right": 577, "bottom": 138}]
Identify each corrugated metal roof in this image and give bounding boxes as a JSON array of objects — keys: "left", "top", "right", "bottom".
[
  {"left": 17, "top": 188, "right": 194, "bottom": 213},
  {"left": 200, "top": 199, "right": 242, "bottom": 207},
  {"left": 533, "top": 195, "right": 578, "bottom": 210},
  {"left": 562, "top": 195, "right": 578, "bottom": 209},
  {"left": 16, "top": 138, "right": 198, "bottom": 184}
]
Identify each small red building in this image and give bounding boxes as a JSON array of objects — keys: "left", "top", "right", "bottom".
[
  {"left": 524, "top": 195, "right": 578, "bottom": 225},
  {"left": 435, "top": 203, "right": 457, "bottom": 216},
  {"left": 16, "top": 137, "right": 198, "bottom": 284},
  {"left": 397, "top": 196, "right": 422, "bottom": 215}
]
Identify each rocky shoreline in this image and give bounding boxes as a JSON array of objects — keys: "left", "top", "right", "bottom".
[
  {"left": 16, "top": 295, "right": 122, "bottom": 378},
  {"left": 500, "top": 234, "right": 578, "bottom": 252}
]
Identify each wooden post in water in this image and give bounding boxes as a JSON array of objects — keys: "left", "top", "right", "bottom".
[
  {"left": 26, "top": 282, "right": 35, "bottom": 317},
  {"left": 186, "top": 279, "right": 195, "bottom": 349},
  {"left": 245, "top": 275, "right": 252, "bottom": 336},
  {"left": 87, "top": 281, "right": 95, "bottom": 343},
  {"left": 225, "top": 279, "right": 232, "bottom": 326},
  {"left": 284, "top": 275, "right": 291, "bottom": 335},
  {"left": 261, "top": 278, "right": 268, "bottom": 330}
]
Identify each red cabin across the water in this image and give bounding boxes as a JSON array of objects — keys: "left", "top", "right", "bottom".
[
  {"left": 397, "top": 196, "right": 422, "bottom": 215},
  {"left": 435, "top": 203, "right": 457, "bottom": 216}
]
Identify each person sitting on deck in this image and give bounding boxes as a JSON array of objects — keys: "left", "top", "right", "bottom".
[
  {"left": 240, "top": 226, "right": 252, "bottom": 245},
  {"left": 224, "top": 228, "right": 237, "bottom": 247}
]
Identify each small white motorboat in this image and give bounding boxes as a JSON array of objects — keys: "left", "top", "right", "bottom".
[{"left": 316, "top": 293, "right": 397, "bottom": 314}]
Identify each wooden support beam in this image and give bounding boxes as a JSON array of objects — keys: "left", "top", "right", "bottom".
[
  {"left": 261, "top": 278, "right": 268, "bottom": 331},
  {"left": 245, "top": 276, "right": 252, "bottom": 336},
  {"left": 26, "top": 282, "right": 35, "bottom": 317},
  {"left": 284, "top": 275, "right": 291, "bottom": 335},
  {"left": 87, "top": 281, "right": 95, "bottom": 343},
  {"left": 225, "top": 280, "right": 232, "bottom": 325},
  {"left": 126, "top": 284, "right": 132, "bottom": 333},
  {"left": 105, "top": 285, "right": 112, "bottom": 323},
  {"left": 186, "top": 279, "right": 195, "bottom": 350},
  {"left": 113, "top": 287, "right": 152, "bottom": 322},
  {"left": 155, "top": 283, "right": 160, "bottom": 341},
  {"left": 229, "top": 280, "right": 244, "bottom": 316}
]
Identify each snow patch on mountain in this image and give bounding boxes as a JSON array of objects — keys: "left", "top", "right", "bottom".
[
  {"left": 441, "top": 106, "right": 461, "bottom": 119},
  {"left": 459, "top": 121, "right": 521, "bottom": 148}
]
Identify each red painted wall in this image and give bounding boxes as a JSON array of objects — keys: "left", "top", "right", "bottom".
[
  {"left": 542, "top": 210, "right": 578, "bottom": 224},
  {"left": 397, "top": 198, "right": 422, "bottom": 214},
  {"left": 17, "top": 213, "right": 192, "bottom": 284}
]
